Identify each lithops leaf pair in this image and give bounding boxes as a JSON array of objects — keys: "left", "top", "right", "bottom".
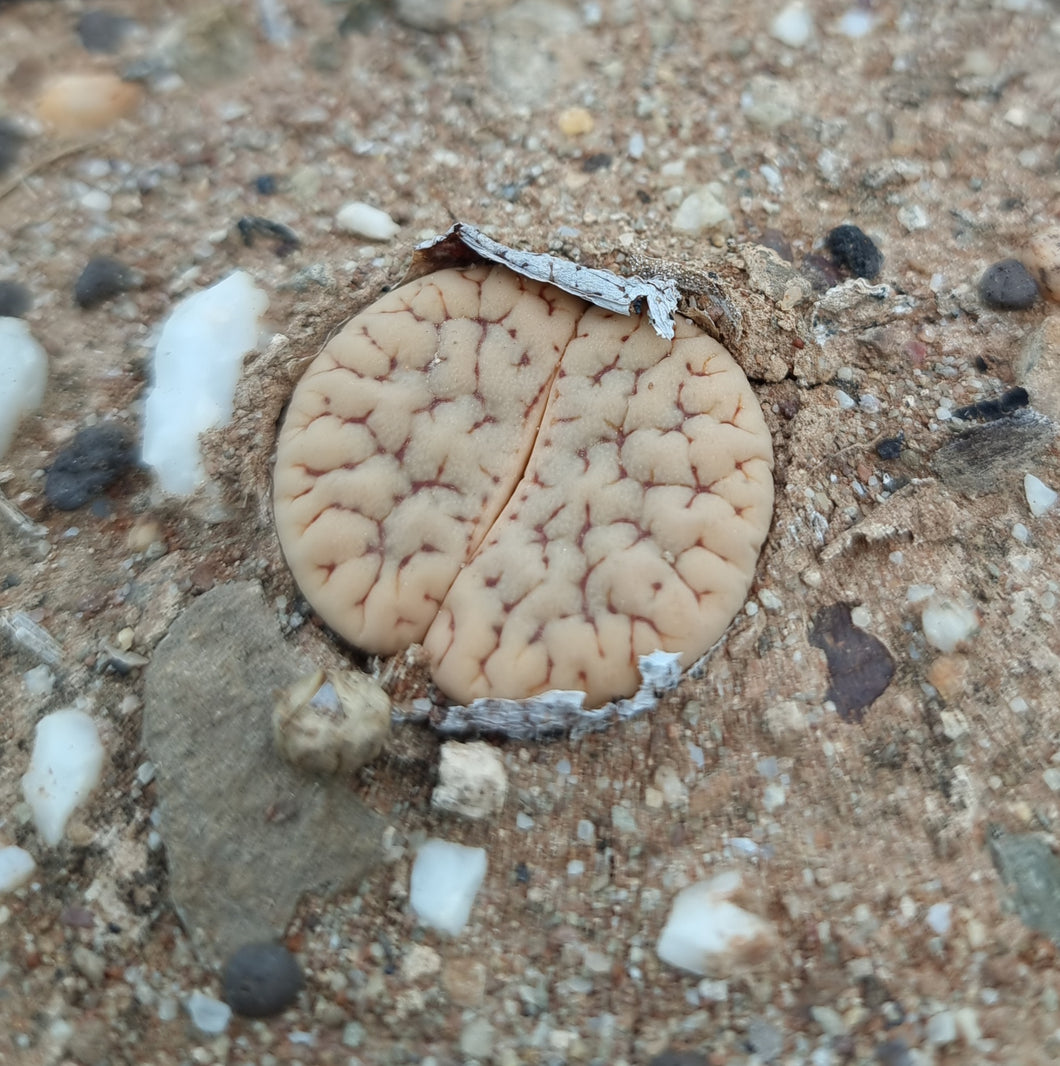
[{"left": 274, "top": 232, "right": 774, "bottom": 710}]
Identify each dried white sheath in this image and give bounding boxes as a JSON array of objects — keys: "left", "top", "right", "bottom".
[{"left": 409, "top": 223, "right": 682, "bottom": 340}]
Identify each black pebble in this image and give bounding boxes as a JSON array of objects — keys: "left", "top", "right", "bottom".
[
  {"left": 75, "top": 256, "right": 135, "bottom": 309},
  {"left": 0, "top": 118, "right": 24, "bottom": 177},
  {"left": 952, "top": 386, "right": 1029, "bottom": 422},
  {"left": 979, "top": 258, "right": 1038, "bottom": 310},
  {"left": 222, "top": 942, "right": 304, "bottom": 1018},
  {"left": 0, "top": 280, "right": 31, "bottom": 318},
  {"left": 876, "top": 434, "right": 904, "bottom": 460},
  {"left": 45, "top": 424, "right": 133, "bottom": 510},
  {"left": 825, "top": 224, "right": 883, "bottom": 280},
  {"left": 254, "top": 173, "right": 278, "bottom": 195},
  {"left": 581, "top": 152, "right": 613, "bottom": 173},
  {"left": 875, "top": 1038, "right": 914, "bottom": 1066},
  {"left": 76, "top": 10, "right": 135, "bottom": 53}
]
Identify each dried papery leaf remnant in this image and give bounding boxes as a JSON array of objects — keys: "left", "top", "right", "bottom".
[{"left": 274, "top": 264, "right": 774, "bottom": 708}]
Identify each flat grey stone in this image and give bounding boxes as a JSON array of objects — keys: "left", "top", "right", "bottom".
[
  {"left": 988, "top": 829, "right": 1060, "bottom": 945},
  {"left": 143, "top": 581, "right": 384, "bottom": 967}
]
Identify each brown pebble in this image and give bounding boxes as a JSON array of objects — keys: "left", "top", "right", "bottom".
[
  {"left": 37, "top": 73, "right": 141, "bottom": 134},
  {"left": 1024, "top": 225, "right": 1060, "bottom": 302},
  {"left": 926, "top": 655, "right": 968, "bottom": 701}
]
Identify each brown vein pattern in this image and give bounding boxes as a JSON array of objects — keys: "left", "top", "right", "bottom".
[{"left": 274, "top": 264, "right": 774, "bottom": 708}]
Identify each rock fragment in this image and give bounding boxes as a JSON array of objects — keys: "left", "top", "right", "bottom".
[
  {"left": 143, "top": 581, "right": 384, "bottom": 965},
  {"left": 656, "top": 870, "right": 778, "bottom": 977},
  {"left": 0, "top": 318, "right": 47, "bottom": 459},
  {"left": 431, "top": 741, "right": 508, "bottom": 819},
  {"left": 979, "top": 258, "right": 1038, "bottom": 310},
  {"left": 809, "top": 604, "right": 895, "bottom": 721}
]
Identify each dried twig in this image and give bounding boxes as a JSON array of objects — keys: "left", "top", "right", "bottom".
[{"left": 0, "top": 138, "right": 104, "bottom": 203}]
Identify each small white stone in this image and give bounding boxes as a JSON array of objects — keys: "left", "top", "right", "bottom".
[
  {"left": 21, "top": 708, "right": 105, "bottom": 847},
  {"left": 1043, "top": 767, "right": 1060, "bottom": 792},
  {"left": 656, "top": 870, "right": 778, "bottom": 976},
  {"left": 431, "top": 740, "right": 508, "bottom": 820},
  {"left": 770, "top": 3, "right": 814, "bottom": 47},
  {"left": 926, "top": 902, "right": 952, "bottom": 935},
  {"left": 898, "top": 204, "right": 929, "bottom": 231},
  {"left": 1024, "top": 473, "right": 1058, "bottom": 517},
  {"left": 185, "top": 991, "right": 231, "bottom": 1035},
  {"left": 758, "top": 588, "right": 783, "bottom": 611},
  {"left": 627, "top": 131, "right": 645, "bottom": 159},
  {"left": 0, "top": 318, "right": 48, "bottom": 459},
  {"left": 0, "top": 846, "right": 36, "bottom": 893},
  {"left": 926, "top": 1009, "right": 957, "bottom": 1046},
  {"left": 835, "top": 9, "right": 875, "bottom": 37},
  {"left": 921, "top": 596, "right": 978, "bottom": 652},
  {"left": 22, "top": 666, "right": 55, "bottom": 697},
  {"left": 409, "top": 839, "right": 487, "bottom": 936},
  {"left": 672, "top": 184, "right": 732, "bottom": 234},
  {"left": 835, "top": 389, "right": 856, "bottom": 410},
  {"left": 80, "top": 189, "right": 112, "bottom": 213},
  {"left": 1012, "top": 522, "right": 1030, "bottom": 543},
  {"left": 335, "top": 201, "right": 400, "bottom": 241},
  {"left": 400, "top": 943, "right": 441, "bottom": 981}
]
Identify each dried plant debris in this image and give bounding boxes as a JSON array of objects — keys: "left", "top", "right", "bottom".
[
  {"left": 274, "top": 243, "right": 774, "bottom": 722},
  {"left": 931, "top": 410, "right": 1056, "bottom": 495},
  {"left": 809, "top": 603, "right": 895, "bottom": 722},
  {"left": 405, "top": 223, "right": 682, "bottom": 339}
]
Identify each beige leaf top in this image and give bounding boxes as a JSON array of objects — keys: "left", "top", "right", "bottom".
[{"left": 274, "top": 263, "right": 774, "bottom": 708}]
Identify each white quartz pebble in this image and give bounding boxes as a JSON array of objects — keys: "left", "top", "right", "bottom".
[
  {"left": 21, "top": 709, "right": 104, "bottom": 846},
  {"left": 335, "top": 201, "right": 400, "bottom": 241},
  {"left": 0, "top": 846, "right": 36, "bottom": 893},
  {"left": 1024, "top": 473, "right": 1057, "bottom": 517},
  {"left": 657, "top": 870, "right": 777, "bottom": 976},
  {"left": 770, "top": 2, "right": 814, "bottom": 47},
  {"left": 0, "top": 318, "right": 48, "bottom": 458},
  {"left": 409, "top": 839, "right": 487, "bottom": 935}
]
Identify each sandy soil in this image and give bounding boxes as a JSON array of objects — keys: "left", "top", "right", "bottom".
[{"left": 2, "top": 1, "right": 1060, "bottom": 1064}]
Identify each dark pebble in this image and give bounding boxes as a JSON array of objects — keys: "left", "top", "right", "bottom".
[
  {"left": 648, "top": 1053, "right": 708, "bottom": 1066},
  {"left": 45, "top": 424, "right": 133, "bottom": 510},
  {"left": 952, "top": 385, "right": 1029, "bottom": 422},
  {"left": 74, "top": 257, "right": 135, "bottom": 309},
  {"left": 809, "top": 603, "right": 895, "bottom": 722},
  {"left": 759, "top": 227, "right": 793, "bottom": 262},
  {"left": 875, "top": 1038, "right": 914, "bottom": 1066},
  {"left": 876, "top": 434, "right": 904, "bottom": 460},
  {"left": 0, "top": 118, "right": 24, "bottom": 177},
  {"left": 222, "top": 942, "right": 304, "bottom": 1018},
  {"left": 0, "top": 279, "right": 31, "bottom": 318},
  {"left": 979, "top": 258, "right": 1038, "bottom": 310},
  {"left": 800, "top": 252, "right": 844, "bottom": 293},
  {"left": 236, "top": 215, "right": 300, "bottom": 258},
  {"left": 254, "top": 173, "right": 278, "bottom": 195},
  {"left": 76, "top": 10, "right": 135, "bottom": 53},
  {"left": 826, "top": 224, "right": 883, "bottom": 280},
  {"left": 581, "top": 152, "right": 613, "bottom": 173}
]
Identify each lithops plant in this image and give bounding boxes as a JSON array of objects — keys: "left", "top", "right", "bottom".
[{"left": 274, "top": 233, "right": 774, "bottom": 711}]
